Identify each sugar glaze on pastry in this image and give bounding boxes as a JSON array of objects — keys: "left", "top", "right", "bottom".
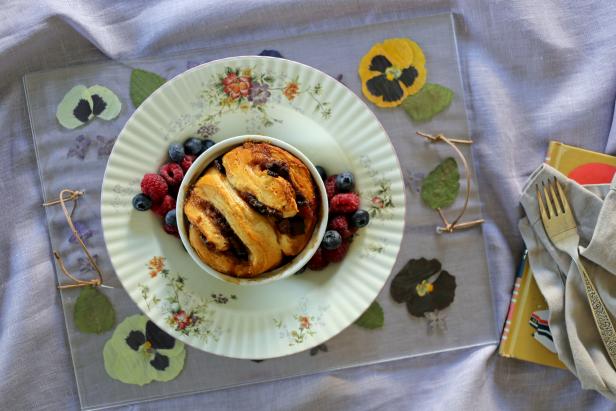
[{"left": 184, "top": 142, "right": 319, "bottom": 277}]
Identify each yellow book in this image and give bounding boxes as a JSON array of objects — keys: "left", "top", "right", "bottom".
[{"left": 499, "top": 141, "right": 616, "bottom": 369}]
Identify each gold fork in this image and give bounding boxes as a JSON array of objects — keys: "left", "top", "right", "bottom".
[{"left": 537, "top": 178, "right": 616, "bottom": 369}]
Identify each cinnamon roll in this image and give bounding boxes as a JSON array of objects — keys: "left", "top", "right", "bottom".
[{"left": 184, "top": 142, "right": 320, "bottom": 277}]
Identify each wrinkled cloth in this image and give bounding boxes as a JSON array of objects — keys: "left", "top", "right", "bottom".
[
  {"left": 519, "top": 165, "right": 616, "bottom": 401},
  {"left": 2, "top": 1, "right": 616, "bottom": 410}
]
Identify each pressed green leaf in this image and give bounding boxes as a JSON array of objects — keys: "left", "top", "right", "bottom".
[
  {"left": 401, "top": 83, "right": 454, "bottom": 122},
  {"left": 130, "top": 69, "right": 166, "bottom": 108},
  {"left": 421, "top": 157, "right": 460, "bottom": 209},
  {"left": 73, "top": 287, "right": 115, "bottom": 334},
  {"left": 355, "top": 301, "right": 384, "bottom": 329}
]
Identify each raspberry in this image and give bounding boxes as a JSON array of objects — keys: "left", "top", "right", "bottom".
[
  {"left": 325, "top": 175, "right": 338, "bottom": 200},
  {"left": 159, "top": 163, "right": 184, "bottom": 187},
  {"left": 323, "top": 240, "right": 350, "bottom": 263},
  {"left": 163, "top": 223, "right": 179, "bottom": 237},
  {"left": 330, "top": 193, "right": 360, "bottom": 214},
  {"left": 327, "top": 215, "right": 357, "bottom": 239},
  {"left": 141, "top": 173, "right": 168, "bottom": 202},
  {"left": 307, "top": 247, "right": 329, "bottom": 271},
  {"left": 180, "top": 155, "right": 195, "bottom": 172},
  {"left": 151, "top": 195, "right": 176, "bottom": 217}
]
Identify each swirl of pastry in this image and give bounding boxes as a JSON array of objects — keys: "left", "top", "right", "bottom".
[
  {"left": 223, "top": 142, "right": 318, "bottom": 256},
  {"left": 184, "top": 142, "right": 320, "bottom": 278},
  {"left": 186, "top": 167, "right": 283, "bottom": 277},
  {"left": 223, "top": 142, "right": 299, "bottom": 218},
  {"left": 264, "top": 144, "right": 318, "bottom": 256}
]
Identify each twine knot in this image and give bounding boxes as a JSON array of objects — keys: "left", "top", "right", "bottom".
[
  {"left": 44, "top": 189, "right": 111, "bottom": 289},
  {"left": 416, "top": 131, "right": 484, "bottom": 233}
]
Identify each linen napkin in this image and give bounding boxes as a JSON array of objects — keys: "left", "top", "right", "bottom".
[{"left": 518, "top": 163, "right": 616, "bottom": 402}]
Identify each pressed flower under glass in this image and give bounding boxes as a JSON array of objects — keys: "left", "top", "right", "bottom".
[{"left": 390, "top": 258, "right": 456, "bottom": 317}]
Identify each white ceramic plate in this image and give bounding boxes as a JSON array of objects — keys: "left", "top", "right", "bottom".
[{"left": 101, "top": 56, "right": 405, "bottom": 359}]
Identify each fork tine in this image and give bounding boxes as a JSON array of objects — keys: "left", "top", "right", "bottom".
[
  {"left": 542, "top": 181, "right": 557, "bottom": 217},
  {"left": 537, "top": 184, "right": 549, "bottom": 221},
  {"left": 555, "top": 178, "right": 570, "bottom": 214},
  {"left": 548, "top": 178, "right": 563, "bottom": 215}
]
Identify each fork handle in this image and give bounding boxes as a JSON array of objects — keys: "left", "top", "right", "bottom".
[{"left": 575, "top": 259, "right": 616, "bottom": 369}]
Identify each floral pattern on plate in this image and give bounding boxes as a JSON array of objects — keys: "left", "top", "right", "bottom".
[
  {"left": 111, "top": 177, "right": 140, "bottom": 211},
  {"left": 274, "top": 299, "right": 329, "bottom": 346},
  {"left": 360, "top": 239, "right": 386, "bottom": 258},
  {"left": 139, "top": 256, "right": 237, "bottom": 343},
  {"left": 198, "top": 66, "right": 332, "bottom": 130},
  {"left": 359, "top": 155, "right": 395, "bottom": 218}
]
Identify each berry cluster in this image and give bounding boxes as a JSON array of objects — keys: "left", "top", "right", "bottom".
[
  {"left": 132, "top": 137, "right": 217, "bottom": 236},
  {"left": 307, "top": 170, "right": 370, "bottom": 271}
]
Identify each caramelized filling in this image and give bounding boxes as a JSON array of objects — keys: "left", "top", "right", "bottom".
[
  {"left": 263, "top": 160, "right": 290, "bottom": 179},
  {"left": 201, "top": 201, "right": 249, "bottom": 261},
  {"left": 295, "top": 193, "right": 308, "bottom": 207},
  {"left": 213, "top": 156, "right": 226, "bottom": 175},
  {"left": 239, "top": 192, "right": 282, "bottom": 218},
  {"left": 276, "top": 216, "right": 306, "bottom": 236},
  {"left": 239, "top": 191, "right": 307, "bottom": 237},
  {"left": 199, "top": 233, "right": 217, "bottom": 251}
]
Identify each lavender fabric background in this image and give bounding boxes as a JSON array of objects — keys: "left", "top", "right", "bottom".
[{"left": 2, "top": 1, "right": 616, "bottom": 410}]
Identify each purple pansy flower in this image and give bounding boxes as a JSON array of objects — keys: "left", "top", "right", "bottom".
[
  {"left": 68, "top": 221, "right": 95, "bottom": 244},
  {"left": 96, "top": 135, "right": 116, "bottom": 159},
  {"left": 309, "top": 343, "right": 328, "bottom": 356},
  {"left": 248, "top": 82, "right": 271, "bottom": 105},
  {"left": 404, "top": 168, "right": 425, "bottom": 193},
  {"left": 425, "top": 310, "right": 447, "bottom": 334},
  {"left": 67, "top": 135, "right": 92, "bottom": 160},
  {"left": 258, "top": 49, "right": 283, "bottom": 58},
  {"left": 77, "top": 254, "right": 99, "bottom": 274}
]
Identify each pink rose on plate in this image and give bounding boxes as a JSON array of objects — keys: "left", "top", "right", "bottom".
[
  {"left": 372, "top": 196, "right": 385, "bottom": 208},
  {"left": 222, "top": 72, "right": 252, "bottom": 100}
]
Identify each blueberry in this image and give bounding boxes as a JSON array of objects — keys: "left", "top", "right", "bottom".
[
  {"left": 132, "top": 193, "right": 152, "bottom": 211},
  {"left": 322, "top": 230, "right": 342, "bottom": 250},
  {"left": 168, "top": 143, "right": 185, "bottom": 162},
  {"left": 259, "top": 49, "right": 283, "bottom": 58},
  {"left": 198, "top": 139, "right": 216, "bottom": 156},
  {"left": 164, "top": 209, "right": 177, "bottom": 226},
  {"left": 183, "top": 137, "right": 203, "bottom": 155},
  {"left": 350, "top": 209, "right": 370, "bottom": 228},
  {"left": 315, "top": 165, "right": 327, "bottom": 181},
  {"left": 203, "top": 139, "right": 216, "bottom": 150},
  {"left": 335, "top": 171, "right": 355, "bottom": 192}
]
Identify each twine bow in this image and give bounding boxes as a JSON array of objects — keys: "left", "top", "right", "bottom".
[
  {"left": 416, "top": 131, "right": 485, "bottom": 233},
  {"left": 43, "top": 189, "right": 111, "bottom": 289}
]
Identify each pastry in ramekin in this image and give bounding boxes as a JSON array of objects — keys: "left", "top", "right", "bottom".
[{"left": 184, "top": 142, "right": 319, "bottom": 278}]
